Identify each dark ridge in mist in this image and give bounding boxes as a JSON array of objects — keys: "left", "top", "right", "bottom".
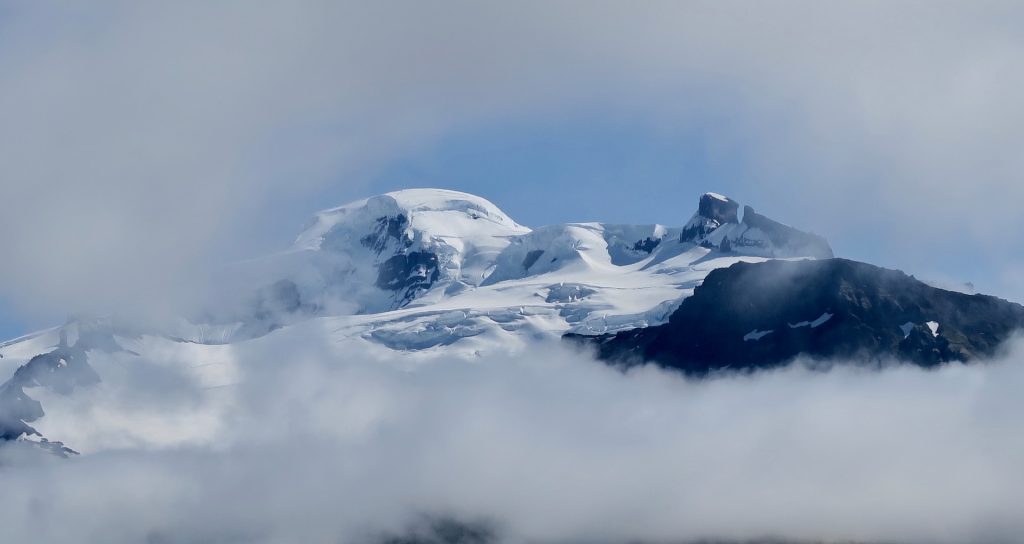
[
  {"left": 568, "top": 258, "right": 1024, "bottom": 374},
  {"left": 374, "top": 518, "right": 495, "bottom": 544},
  {"left": 369, "top": 517, "right": 881, "bottom": 544},
  {"left": 0, "top": 321, "right": 136, "bottom": 455}
]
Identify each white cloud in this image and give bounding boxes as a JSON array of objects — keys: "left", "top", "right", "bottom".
[{"left": 3, "top": 334, "right": 1024, "bottom": 543}]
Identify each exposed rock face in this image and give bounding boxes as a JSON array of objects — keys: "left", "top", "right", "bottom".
[
  {"left": 0, "top": 317, "right": 138, "bottom": 455},
  {"left": 360, "top": 214, "right": 410, "bottom": 254},
  {"left": 680, "top": 193, "right": 740, "bottom": 243},
  {"left": 567, "top": 258, "right": 1024, "bottom": 374},
  {"left": 356, "top": 214, "right": 443, "bottom": 305},
  {"left": 521, "top": 249, "right": 545, "bottom": 271},
  {"left": 698, "top": 192, "right": 740, "bottom": 224},
  {"left": 678, "top": 193, "right": 832, "bottom": 259},
  {"left": 376, "top": 251, "right": 441, "bottom": 305},
  {"left": 631, "top": 237, "right": 661, "bottom": 254},
  {"left": 0, "top": 344, "right": 99, "bottom": 455},
  {"left": 293, "top": 190, "right": 532, "bottom": 312},
  {"left": 323, "top": 212, "right": 444, "bottom": 308}
]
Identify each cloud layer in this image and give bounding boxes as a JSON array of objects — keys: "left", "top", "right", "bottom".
[{"left": 3, "top": 331, "right": 1024, "bottom": 543}]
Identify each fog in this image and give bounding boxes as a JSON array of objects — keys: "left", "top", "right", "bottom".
[{"left": 2, "top": 330, "right": 1023, "bottom": 543}]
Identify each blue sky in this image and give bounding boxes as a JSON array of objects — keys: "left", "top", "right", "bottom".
[
  {"left": 318, "top": 115, "right": 744, "bottom": 229},
  {"left": 0, "top": 303, "right": 29, "bottom": 341}
]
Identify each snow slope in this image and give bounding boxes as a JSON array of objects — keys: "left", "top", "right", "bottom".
[{"left": 0, "top": 189, "right": 832, "bottom": 453}]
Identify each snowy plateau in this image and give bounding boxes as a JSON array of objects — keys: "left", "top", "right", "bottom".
[{"left": 0, "top": 189, "right": 838, "bottom": 454}]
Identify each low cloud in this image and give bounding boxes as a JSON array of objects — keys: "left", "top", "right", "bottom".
[{"left": 3, "top": 332, "right": 1024, "bottom": 543}]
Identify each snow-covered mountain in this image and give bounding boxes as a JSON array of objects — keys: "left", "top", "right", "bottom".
[
  {"left": 171, "top": 188, "right": 832, "bottom": 349},
  {"left": 1, "top": 188, "right": 838, "bottom": 453}
]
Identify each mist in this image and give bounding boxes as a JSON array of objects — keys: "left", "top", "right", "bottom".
[{"left": 3, "top": 327, "right": 1024, "bottom": 543}]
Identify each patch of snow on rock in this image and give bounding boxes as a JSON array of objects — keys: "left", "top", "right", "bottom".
[
  {"left": 743, "top": 329, "right": 774, "bottom": 341},
  {"left": 789, "top": 312, "right": 834, "bottom": 329}
]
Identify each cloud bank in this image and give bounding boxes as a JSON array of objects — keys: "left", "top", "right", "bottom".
[{"left": 3, "top": 331, "right": 1024, "bottom": 543}]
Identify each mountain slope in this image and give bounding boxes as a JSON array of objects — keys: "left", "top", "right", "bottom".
[{"left": 569, "top": 258, "right": 1024, "bottom": 374}]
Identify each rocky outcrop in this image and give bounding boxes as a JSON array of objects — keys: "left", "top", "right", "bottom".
[
  {"left": 360, "top": 214, "right": 410, "bottom": 254},
  {"left": 680, "top": 193, "right": 740, "bottom": 243},
  {"left": 679, "top": 193, "right": 833, "bottom": 259},
  {"left": 0, "top": 318, "right": 138, "bottom": 455},
  {"left": 698, "top": 192, "right": 740, "bottom": 224},
  {"left": 567, "top": 258, "right": 1024, "bottom": 374},
  {"left": 0, "top": 344, "right": 98, "bottom": 455},
  {"left": 376, "top": 251, "right": 441, "bottom": 305}
]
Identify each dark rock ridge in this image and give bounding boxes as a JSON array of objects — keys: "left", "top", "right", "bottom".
[
  {"left": 567, "top": 258, "right": 1024, "bottom": 374},
  {"left": 631, "top": 236, "right": 661, "bottom": 254},
  {"left": 0, "top": 319, "right": 140, "bottom": 455},
  {"left": 375, "top": 517, "right": 495, "bottom": 544},
  {"left": 359, "top": 215, "right": 442, "bottom": 308},
  {"left": 522, "top": 249, "right": 545, "bottom": 271},
  {"left": 698, "top": 192, "right": 740, "bottom": 224},
  {"left": 376, "top": 251, "right": 441, "bottom": 306},
  {"left": 360, "top": 214, "right": 410, "bottom": 254},
  {"left": 0, "top": 340, "right": 100, "bottom": 455},
  {"left": 680, "top": 193, "right": 740, "bottom": 242}
]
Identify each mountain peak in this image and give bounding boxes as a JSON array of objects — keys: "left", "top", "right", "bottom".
[
  {"left": 382, "top": 188, "right": 507, "bottom": 214},
  {"left": 285, "top": 188, "right": 531, "bottom": 312},
  {"left": 295, "top": 188, "right": 525, "bottom": 251},
  {"left": 697, "top": 192, "right": 740, "bottom": 224},
  {"left": 680, "top": 192, "right": 832, "bottom": 259},
  {"left": 680, "top": 192, "right": 739, "bottom": 244}
]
